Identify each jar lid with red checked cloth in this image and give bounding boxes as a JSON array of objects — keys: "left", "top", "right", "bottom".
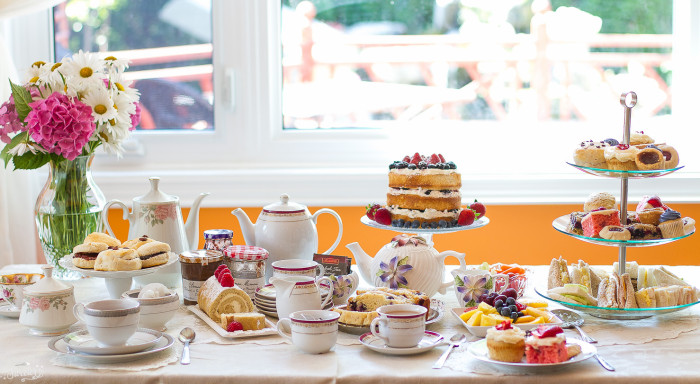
[{"left": 223, "top": 245, "right": 269, "bottom": 261}]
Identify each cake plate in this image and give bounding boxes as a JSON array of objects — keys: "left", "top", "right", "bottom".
[
  {"left": 360, "top": 215, "right": 489, "bottom": 246},
  {"left": 567, "top": 163, "right": 684, "bottom": 179},
  {"left": 58, "top": 253, "right": 178, "bottom": 298}
]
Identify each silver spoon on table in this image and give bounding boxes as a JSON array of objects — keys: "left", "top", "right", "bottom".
[
  {"left": 179, "top": 327, "right": 196, "bottom": 365},
  {"left": 432, "top": 333, "right": 467, "bottom": 369},
  {"left": 550, "top": 309, "right": 596, "bottom": 343}
]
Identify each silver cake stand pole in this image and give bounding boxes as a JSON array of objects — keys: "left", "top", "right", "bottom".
[{"left": 618, "top": 91, "right": 637, "bottom": 276}]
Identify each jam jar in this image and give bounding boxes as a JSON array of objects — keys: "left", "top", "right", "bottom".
[
  {"left": 179, "top": 250, "right": 223, "bottom": 305},
  {"left": 223, "top": 245, "right": 268, "bottom": 296},
  {"left": 203, "top": 229, "right": 234, "bottom": 252}
]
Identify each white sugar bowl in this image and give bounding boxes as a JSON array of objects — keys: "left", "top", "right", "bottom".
[
  {"left": 121, "top": 287, "right": 179, "bottom": 331},
  {"left": 19, "top": 265, "right": 76, "bottom": 336}
]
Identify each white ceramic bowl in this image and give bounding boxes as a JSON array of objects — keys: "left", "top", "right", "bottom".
[{"left": 121, "top": 289, "right": 179, "bottom": 331}]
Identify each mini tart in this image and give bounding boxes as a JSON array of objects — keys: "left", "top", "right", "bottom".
[
  {"left": 656, "top": 145, "right": 679, "bottom": 169},
  {"left": 637, "top": 207, "right": 665, "bottom": 225},
  {"left": 599, "top": 225, "right": 631, "bottom": 241},
  {"left": 682, "top": 217, "right": 696, "bottom": 235},
  {"left": 635, "top": 148, "right": 665, "bottom": 170},
  {"left": 486, "top": 326, "right": 526, "bottom": 363},
  {"left": 659, "top": 219, "right": 684, "bottom": 239},
  {"left": 630, "top": 131, "right": 654, "bottom": 146},
  {"left": 573, "top": 140, "right": 610, "bottom": 168},
  {"left": 583, "top": 192, "right": 617, "bottom": 212},
  {"left": 604, "top": 146, "right": 639, "bottom": 171}
]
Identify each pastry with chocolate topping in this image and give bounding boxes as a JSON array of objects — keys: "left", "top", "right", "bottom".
[
  {"left": 137, "top": 241, "right": 171, "bottom": 268},
  {"left": 72, "top": 242, "right": 109, "bottom": 269}
]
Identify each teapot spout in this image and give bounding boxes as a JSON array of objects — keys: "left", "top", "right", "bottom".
[
  {"left": 232, "top": 208, "right": 256, "bottom": 246},
  {"left": 184, "top": 192, "right": 209, "bottom": 250},
  {"left": 346, "top": 242, "right": 373, "bottom": 286}
]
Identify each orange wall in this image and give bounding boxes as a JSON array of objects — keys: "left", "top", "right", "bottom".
[{"left": 107, "top": 204, "right": 700, "bottom": 266}]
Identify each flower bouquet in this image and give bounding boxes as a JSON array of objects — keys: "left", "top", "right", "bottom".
[{"left": 0, "top": 51, "right": 140, "bottom": 278}]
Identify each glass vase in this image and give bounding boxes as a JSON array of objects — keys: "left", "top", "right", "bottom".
[{"left": 34, "top": 154, "right": 106, "bottom": 280}]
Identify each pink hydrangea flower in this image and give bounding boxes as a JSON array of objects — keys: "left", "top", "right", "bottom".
[
  {"left": 130, "top": 102, "right": 141, "bottom": 131},
  {"left": 25, "top": 92, "right": 95, "bottom": 160},
  {"left": 0, "top": 96, "right": 25, "bottom": 144}
]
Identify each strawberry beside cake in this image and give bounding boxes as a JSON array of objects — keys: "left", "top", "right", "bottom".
[{"left": 525, "top": 325, "right": 569, "bottom": 364}]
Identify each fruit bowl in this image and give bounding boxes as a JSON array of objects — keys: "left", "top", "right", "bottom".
[{"left": 451, "top": 307, "right": 562, "bottom": 338}]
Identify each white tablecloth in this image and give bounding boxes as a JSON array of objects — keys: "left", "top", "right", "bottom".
[{"left": 1, "top": 264, "right": 700, "bottom": 383}]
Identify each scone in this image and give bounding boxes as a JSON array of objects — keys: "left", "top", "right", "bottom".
[
  {"left": 637, "top": 207, "right": 664, "bottom": 225},
  {"left": 137, "top": 241, "right": 171, "bottom": 268},
  {"left": 94, "top": 248, "right": 142, "bottom": 271},
  {"left": 583, "top": 192, "right": 617, "bottom": 212},
  {"left": 122, "top": 235, "right": 155, "bottom": 250},
  {"left": 72, "top": 242, "right": 109, "bottom": 269},
  {"left": 658, "top": 209, "right": 684, "bottom": 238},
  {"left": 635, "top": 147, "right": 665, "bottom": 170},
  {"left": 604, "top": 144, "right": 639, "bottom": 171},
  {"left": 84, "top": 232, "right": 121, "bottom": 248},
  {"left": 656, "top": 144, "right": 679, "bottom": 168}
]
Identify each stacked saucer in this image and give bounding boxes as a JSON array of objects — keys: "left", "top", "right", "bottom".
[
  {"left": 48, "top": 328, "right": 175, "bottom": 363},
  {"left": 254, "top": 284, "right": 333, "bottom": 318}
]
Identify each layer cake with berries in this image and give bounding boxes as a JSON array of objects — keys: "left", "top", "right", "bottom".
[{"left": 387, "top": 153, "right": 461, "bottom": 225}]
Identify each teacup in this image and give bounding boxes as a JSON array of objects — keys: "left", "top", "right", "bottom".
[
  {"left": 370, "top": 304, "right": 427, "bottom": 348},
  {"left": 73, "top": 299, "right": 140, "bottom": 347},
  {"left": 272, "top": 260, "right": 325, "bottom": 279},
  {"left": 451, "top": 269, "right": 508, "bottom": 307},
  {"left": 0, "top": 273, "right": 43, "bottom": 310},
  {"left": 277, "top": 310, "right": 340, "bottom": 354}
]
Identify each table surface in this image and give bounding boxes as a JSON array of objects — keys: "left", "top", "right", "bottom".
[{"left": 1, "top": 264, "right": 700, "bottom": 384}]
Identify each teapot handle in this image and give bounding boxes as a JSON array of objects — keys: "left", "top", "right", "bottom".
[
  {"left": 102, "top": 199, "right": 132, "bottom": 238},
  {"left": 311, "top": 209, "right": 343, "bottom": 254},
  {"left": 437, "top": 251, "right": 466, "bottom": 294}
]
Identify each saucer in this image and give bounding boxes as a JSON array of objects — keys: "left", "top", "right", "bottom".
[
  {"left": 63, "top": 328, "right": 162, "bottom": 355},
  {"left": 359, "top": 331, "right": 445, "bottom": 355},
  {"left": 255, "top": 284, "right": 332, "bottom": 301},
  {"left": 0, "top": 303, "right": 21, "bottom": 318},
  {"left": 257, "top": 308, "right": 278, "bottom": 318},
  {"left": 48, "top": 333, "right": 174, "bottom": 363}
]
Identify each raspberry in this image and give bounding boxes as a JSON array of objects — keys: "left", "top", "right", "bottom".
[
  {"left": 532, "top": 325, "right": 563, "bottom": 338},
  {"left": 646, "top": 196, "right": 663, "bottom": 208},
  {"left": 219, "top": 272, "right": 235, "bottom": 287},
  {"left": 403, "top": 155, "right": 410, "bottom": 162},
  {"left": 457, "top": 209, "right": 475, "bottom": 226},
  {"left": 495, "top": 320, "right": 512, "bottom": 331},
  {"left": 214, "top": 265, "right": 229, "bottom": 280},
  {"left": 227, "top": 320, "right": 243, "bottom": 332},
  {"left": 429, "top": 153, "right": 440, "bottom": 164},
  {"left": 366, "top": 203, "right": 381, "bottom": 220},
  {"left": 374, "top": 208, "right": 392, "bottom": 225},
  {"left": 469, "top": 200, "right": 486, "bottom": 218},
  {"left": 438, "top": 153, "right": 445, "bottom": 163},
  {"left": 410, "top": 152, "right": 422, "bottom": 165}
]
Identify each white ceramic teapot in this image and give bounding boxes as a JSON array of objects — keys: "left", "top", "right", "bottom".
[
  {"left": 269, "top": 275, "right": 334, "bottom": 319},
  {"left": 346, "top": 234, "right": 466, "bottom": 297},
  {"left": 232, "top": 194, "right": 343, "bottom": 282},
  {"left": 19, "top": 265, "right": 76, "bottom": 336},
  {"left": 101, "top": 177, "right": 208, "bottom": 287}
]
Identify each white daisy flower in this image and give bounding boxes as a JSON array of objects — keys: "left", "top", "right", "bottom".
[
  {"left": 103, "top": 55, "right": 130, "bottom": 73},
  {"left": 113, "top": 91, "right": 137, "bottom": 124},
  {"left": 109, "top": 72, "right": 140, "bottom": 102},
  {"left": 24, "top": 61, "right": 49, "bottom": 85},
  {"left": 82, "top": 87, "right": 118, "bottom": 125},
  {"left": 62, "top": 50, "right": 107, "bottom": 93},
  {"left": 38, "top": 60, "right": 67, "bottom": 90},
  {"left": 95, "top": 123, "right": 126, "bottom": 155}
]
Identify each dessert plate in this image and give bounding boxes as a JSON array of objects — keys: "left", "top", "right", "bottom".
[
  {"left": 257, "top": 308, "right": 279, "bottom": 319},
  {"left": 48, "top": 333, "right": 174, "bottom": 364},
  {"left": 451, "top": 307, "right": 563, "bottom": 338},
  {"left": 567, "top": 162, "right": 684, "bottom": 179},
  {"left": 62, "top": 328, "right": 162, "bottom": 355},
  {"left": 535, "top": 287, "right": 700, "bottom": 320},
  {"left": 467, "top": 338, "right": 596, "bottom": 371},
  {"left": 361, "top": 215, "right": 489, "bottom": 234},
  {"left": 0, "top": 303, "right": 21, "bottom": 318},
  {"left": 337, "top": 299, "right": 445, "bottom": 335},
  {"left": 187, "top": 306, "right": 278, "bottom": 338},
  {"left": 359, "top": 331, "right": 445, "bottom": 355},
  {"left": 552, "top": 214, "right": 694, "bottom": 247}
]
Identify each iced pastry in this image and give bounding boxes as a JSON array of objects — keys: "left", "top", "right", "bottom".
[
  {"left": 486, "top": 321, "right": 526, "bottom": 363},
  {"left": 604, "top": 144, "right": 639, "bottom": 171},
  {"left": 581, "top": 208, "right": 621, "bottom": 238},
  {"left": 658, "top": 209, "right": 684, "bottom": 238},
  {"left": 525, "top": 325, "right": 568, "bottom": 364}
]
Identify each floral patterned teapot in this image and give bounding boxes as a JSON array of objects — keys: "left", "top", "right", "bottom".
[{"left": 346, "top": 235, "right": 466, "bottom": 297}]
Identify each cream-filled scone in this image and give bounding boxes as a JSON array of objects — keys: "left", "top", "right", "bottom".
[
  {"left": 122, "top": 235, "right": 156, "bottom": 250},
  {"left": 604, "top": 144, "right": 639, "bottom": 171},
  {"left": 84, "top": 232, "right": 121, "bottom": 248},
  {"left": 137, "top": 241, "right": 171, "bottom": 268},
  {"left": 72, "top": 242, "right": 109, "bottom": 269},
  {"left": 583, "top": 192, "right": 617, "bottom": 212},
  {"left": 94, "top": 248, "right": 142, "bottom": 271},
  {"left": 630, "top": 131, "right": 654, "bottom": 146},
  {"left": 658, "top": 209, "right": 684, "bottom": 238}
]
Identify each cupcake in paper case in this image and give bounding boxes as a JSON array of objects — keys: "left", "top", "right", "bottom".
[
  {"left": 486, "top": 321, "right": 525, "bottom": 363},
  {"left": 658, "top": 209, "right": 684, "bottom": 238}
]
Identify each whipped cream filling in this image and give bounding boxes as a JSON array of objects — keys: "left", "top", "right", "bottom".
[
  {"left": 388, "top": 188, "right": 460, "bottom": 198},
  {"left": 525, "top": 334, "right": 565, "bottom": 347},
  {"left": 486, "top": 327, "right": 525, "bottom": 344},
  {"left": 387, "top": 206, "right": 458, "bottom": 220},
  {"left": 390, "top": 169, "right": 457, "bottom": 176},
  {"left": 604, "top": 146, "right": 639, "bottom": 162}
]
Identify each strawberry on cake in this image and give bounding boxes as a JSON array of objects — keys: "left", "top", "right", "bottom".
[
  {"left": 525, "top": 325, "right": 569, "bottom": 364},
  {"left": 581, "top": 208, "right": 621, "bottom": 238},
  {"left": 387, "top": 153, "right": 461, "bottom": 228}
]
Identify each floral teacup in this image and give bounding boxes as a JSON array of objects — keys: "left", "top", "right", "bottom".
[
  {"left": 451, "top": 269, "right": 508, "bottom": 307},
  {"left": 0, "top": 273, "right": 44, "bottom": 310},
  {"left": 329, "top": 271, "right": 359, "bottom": 305}
]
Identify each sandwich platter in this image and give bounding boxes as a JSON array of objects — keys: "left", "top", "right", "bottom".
[{"left": 535, "top": 287, "right": 700, "bottom": 320}]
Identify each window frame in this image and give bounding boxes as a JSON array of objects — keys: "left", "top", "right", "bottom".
[{"left": 5, "top": 0, "right": 700, "bottom": 206}]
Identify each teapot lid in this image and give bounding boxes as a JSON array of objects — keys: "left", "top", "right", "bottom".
[
  {"left": 262, "top": 194, "right": 307, "bottom": 214},
  {"left": 24, "top": 265, "right": 73, "bottom": 295},
  {"left": 135, "top": 177, "right": 178, "bottom": 204}
]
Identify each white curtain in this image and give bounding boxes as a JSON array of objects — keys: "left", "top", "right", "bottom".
[{"left": 0, "top": 0, "right": 64, "bottom": 266}]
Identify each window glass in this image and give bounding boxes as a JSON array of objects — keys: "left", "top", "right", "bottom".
[
  {"left": 281, "top": 0, "right": 672, "bottom": 130},
  {"left": 54, "top": 0, "right": 214, "bottom": 131}
]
